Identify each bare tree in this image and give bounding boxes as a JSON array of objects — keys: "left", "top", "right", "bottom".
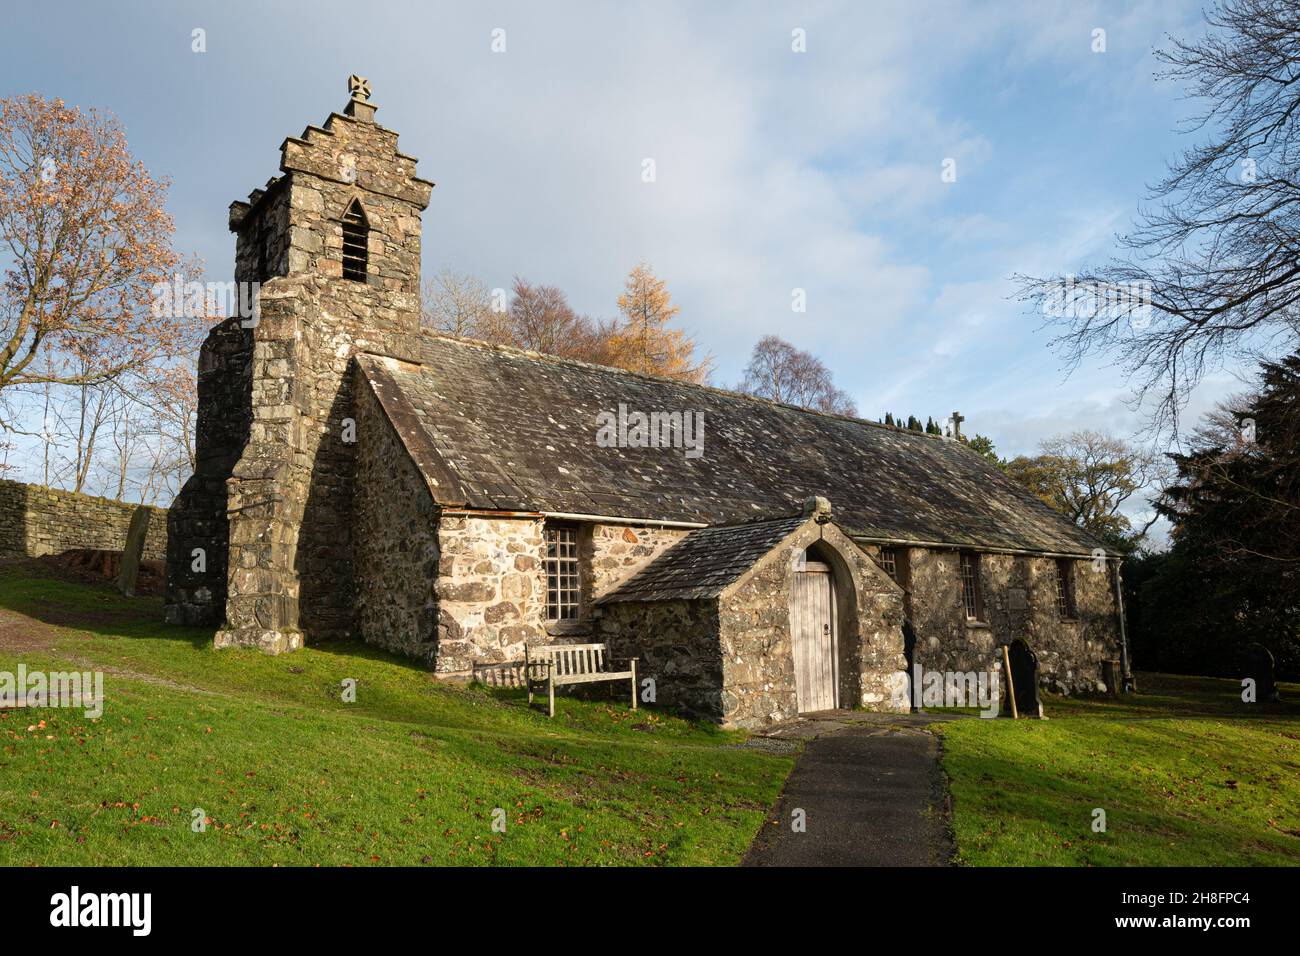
[
  {"left": 107, "top": 390, "right": 143, "bottom": 500},
  {"left": 60, "top": 383, "right": 113, "bottom": 494},
  {"left": 503, "top": 277, "right": 581, "bottom": 354},
  {"left": 1159, "top": 350, "right": 1300, "bottom": 565},
  {"left": 1004, "top": 430, "right": 1171, "bottom": 544},
  {"left": 420, "top": 267, "right": 494, "bottom": 338},
  {"left": 1014, "top": 0, "right": 1300, "bottom": 433},
  {"left": 477, "top": 276, "right": 618, "bottom": 363},
  {"left": 137, "top": 364, "right": 198, "bottom": 503},
  {"left": 1188, "top": 390, "right": 1260, "bottom": 452},
  {"left": 43, "top": 351, "right": 135, "bottom": 493},
  {"left": 737, "top": 335, "right": 858, "bottom": 416}
]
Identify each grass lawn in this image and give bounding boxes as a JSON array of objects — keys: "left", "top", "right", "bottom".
[
  {"left": 0, "top": 561, "right": 791, "bottom": 866},
  {"left": 938, "top": 672, "right": 1300, "bottom": 866},
  {"left": 6, "top": 559, "right": 1299, "bottom": 868}
]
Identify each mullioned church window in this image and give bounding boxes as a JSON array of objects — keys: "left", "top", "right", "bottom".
[
  {"left": 545, "top": 525, "right": 580, "bottom": 621},
  {"left": 960, "top": 551, "right": 985, "bottom": 621},
  {"left": 879, "top": 548, "right": 897, "bottom": 580},
  {"left": 1054, "top": 558, "right": 1077, "bottom": 619}
]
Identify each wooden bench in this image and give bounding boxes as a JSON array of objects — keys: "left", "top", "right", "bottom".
[{"left": 524, "top": 643, "right": 638, "bottom": 718}]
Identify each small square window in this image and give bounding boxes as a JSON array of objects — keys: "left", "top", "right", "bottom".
[{"left": 879, "top": 548, "right": 897, "bottom": 580}]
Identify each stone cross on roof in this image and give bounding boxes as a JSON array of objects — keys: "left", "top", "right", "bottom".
[
  {"left": 348, "top": 75, "right": 371, "bottom": 101},
  {"left": 948, "top": 410, "right": 965, "bottom": 440}
]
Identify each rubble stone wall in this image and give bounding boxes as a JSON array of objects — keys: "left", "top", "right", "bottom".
[
  {"left": 0, "top": 479, "right": 166, "bottom": 561},
  {"left": 585, "top": 523, "right": 691, "bottom": 602},
  {"left": 597, "top": 599, "right": 724, "bottom": 720},
  {"left": 210, "top": 275, "right": 423, "bottom": 652},
  {"left": 352, "top": 374, "right": 440, "bottom": 662},
  {"left": 596, "top": 521, "right": 909, "bottom": 729},
  {"left": 430, "top": 516, "right": 687, "bottom": 674},
  {"left": 434, "top": 514, "right": 547, "bottom": 674},
  {"left": 164, "top": 318, "right": 253, "bottom": 625},
  {"left": 886, "top": 546, "right": 1120, "bottom": 695}
]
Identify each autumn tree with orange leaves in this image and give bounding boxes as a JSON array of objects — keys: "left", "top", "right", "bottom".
[
  {"left": 0, "top": 94, "right": 198, "bottom": 395},
  {"left": 607, "top": 263, "right": 709, "bottom": 382},
  {"left": 0, "top": 94, "right": 212, "bottom": 501}
]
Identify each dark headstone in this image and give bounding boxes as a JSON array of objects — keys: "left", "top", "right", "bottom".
[
  {"left": 1003, "top": 639, "right": 1043, "bottom": 718},
  {"left": 116, "top": 506, "right": 151, "bottom": 597},
  {"left": 1101, "top": 659, "right": 1122, "bottom": 698},
  {"left": 1241, "top": 643, "right": 1280, "bottom": 703},
  {"left": 902, "top": 619, "right": 917, "bottom": 711}
]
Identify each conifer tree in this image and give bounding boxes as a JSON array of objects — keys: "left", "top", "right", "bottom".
[{"left": 606, "top": 263, "right": 709, "bottom": 382}]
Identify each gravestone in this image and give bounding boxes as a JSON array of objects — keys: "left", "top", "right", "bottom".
[
  {"left": 116, "top": 506, "right": 152, "bottom": 597},
  {"left": 1101, "top": 659, "right": 1122, "bottom": 698},
  {"left": 1002, "top": 638, "right": 1043, "bottom": 718},
  {"left": 1241, "top": 643, "right": 1280, "bottom": 703},
  {"left": 902, "top": 619, "right": 917, "bottom": 712}
]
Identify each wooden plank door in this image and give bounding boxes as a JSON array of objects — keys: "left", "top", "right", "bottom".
[{"left": 792, "top": 562, "right": 836, "bottom": 712}]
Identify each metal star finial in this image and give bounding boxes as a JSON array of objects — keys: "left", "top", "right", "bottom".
[{"left": 348, "top": 75, "right": 371, "bottom": 102}]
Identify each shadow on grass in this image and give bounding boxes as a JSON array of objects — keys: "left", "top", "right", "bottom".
[
  {"left": 0, "top": 559, "right": 212, "bottom": 650},
  {"left": 0, "top": 562, "right": 719, "bottom": 740},
  {"left": 1043, "top": 672, "right": 1300, "bottom": 722}
]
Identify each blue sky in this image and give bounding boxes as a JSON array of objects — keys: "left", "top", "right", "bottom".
[{"left": 1, "top": 0, "right": 1252, "bottom": 521}]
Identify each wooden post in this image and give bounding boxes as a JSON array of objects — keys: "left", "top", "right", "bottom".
[
  {"left": 1002, "top": 644, "right": 1019, "bottom": 720},
  {"left": 547, "top": 663, "right": 555, "bottom": 719},
  {"left": 525, "top": 646, "right": 533, "bottom": 707},
  {"left": 630, "top": 658, "right": 638, "bottom": 711},
  {"left": 1112, "top": 560, "right": 1135, "bottom": 694}
]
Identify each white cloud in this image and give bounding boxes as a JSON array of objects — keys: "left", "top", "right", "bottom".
[{"left": 1, "top": 0, "right": 1240, "bottom": 491}]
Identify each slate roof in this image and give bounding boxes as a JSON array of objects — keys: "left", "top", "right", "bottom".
[
  {"left": 596, "top": 516, "right": 807, "bottom": 603},
  {"left": 356, "top": 337, "right": 1114, "bottom": 557}
]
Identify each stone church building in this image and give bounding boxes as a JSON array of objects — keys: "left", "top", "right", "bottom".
[{"left": 165, "top": 80, "right": 1127, "bottom": 727}]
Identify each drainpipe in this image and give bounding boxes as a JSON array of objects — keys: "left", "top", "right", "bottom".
[{"left": 1112, "top": 558, "right": 1134, "bottom": 693}]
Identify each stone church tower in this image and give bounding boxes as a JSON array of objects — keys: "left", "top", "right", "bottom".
[{"left": 165, "top": 77, "right": 433, "bottom": 652}]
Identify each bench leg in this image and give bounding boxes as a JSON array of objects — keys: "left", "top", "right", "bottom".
[
  {"left": 548, "top": 675, "right": 555, "bottom": 719},
  {"left": 630, "top": 658, "right": 638, "bottom": 711}
]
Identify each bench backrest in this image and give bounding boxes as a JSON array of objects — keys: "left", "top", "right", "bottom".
[{"left": 529, "top": 642, "right": 610, "bottom": 677}]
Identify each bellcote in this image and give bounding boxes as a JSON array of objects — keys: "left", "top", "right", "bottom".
[{"left": 229, "top": 77, "right": 434, "bottom": 295}]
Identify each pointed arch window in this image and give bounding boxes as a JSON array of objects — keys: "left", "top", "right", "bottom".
[{"left": 341, "top": 200, "right": 369, "bottom": 282}]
